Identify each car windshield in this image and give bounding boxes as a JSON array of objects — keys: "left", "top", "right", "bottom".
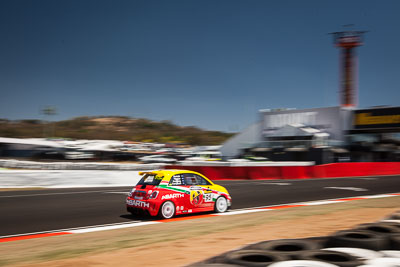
[{"left": 137, "top": 173, "right": 164, "bottom": 186}]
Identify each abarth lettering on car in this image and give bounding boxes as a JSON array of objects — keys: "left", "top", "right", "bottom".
[
  {"left": 126, "top": 169, "right": 232, "bottom": 219},
  {"left": 161, "top": 193, "right": 185, "bottom": 200},
  {"left": 127, "top": 199, "right": 150, "bottom": 208}
]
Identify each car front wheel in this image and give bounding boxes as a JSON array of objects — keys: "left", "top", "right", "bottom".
[
  {"left": 214, "top": 196, "right": 228, "bottom": 213},
  {"left": 159, "top": 201, "right": 175, "bottom": 219}
]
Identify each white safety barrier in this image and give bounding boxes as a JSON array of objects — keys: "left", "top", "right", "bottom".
[
  {"left": 362, "top": 257, "right": 400, "bottom": 266},
  {"left": 0, "top": 170, "right": 145, "bottom": 188},
  {"left": 322, "top": 247, "right": 382, "bottom": 261},
  {"left": 0, "top": 159, "right": 165, "bottom": 170},
  {"left": 380, "top": 250, "right": 400, "bottom": 258},
  {"left": 0, "top": 159, "right": 315, "bottom": 170}
]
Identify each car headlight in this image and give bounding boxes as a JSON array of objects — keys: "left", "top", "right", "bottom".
[{"left": 148, "top": 191, "right": 159, "bottom": 199}]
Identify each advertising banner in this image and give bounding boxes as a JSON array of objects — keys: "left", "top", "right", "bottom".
[
  {"left": 354, "top": 107, "right": 400, "bottom": 130},
  {"left": 261, "top": 106, "right": 352, "bottom": 141}
]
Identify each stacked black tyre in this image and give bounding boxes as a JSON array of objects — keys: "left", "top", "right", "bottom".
[
  {"left": 189, "top": 211, "right": 400, "bottom": 266},
  {"left": 210, "top": 238, "right": 363, "bottom": 267},
  {"left": 386, "top": 210, "right": 400, "bottom": 220},
  {"left": 326, "top": 221, "right": 400, "bottom": 250}
]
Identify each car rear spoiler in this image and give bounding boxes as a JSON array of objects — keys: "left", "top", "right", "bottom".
[
  {"left": 138, "top": 171, "right": 165, "bottom": 179},
  {"left": 139, "top": 171, "right": 154, "bottom": 176}
]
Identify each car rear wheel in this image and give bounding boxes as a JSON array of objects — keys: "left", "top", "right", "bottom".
[
  {"left": 159, "top": 201, "right": 175, "bottom": 219},
  {"left": 215, "top": 196, "right": 228, "bottom": 213}
]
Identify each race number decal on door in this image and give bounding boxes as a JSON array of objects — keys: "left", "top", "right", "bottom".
[{"left": 204, "top": 193, "right": 212, "bottom": 202}]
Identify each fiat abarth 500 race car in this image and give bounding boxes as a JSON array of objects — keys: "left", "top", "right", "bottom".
[{"left": 126, "top": 169, "right": 232, "bottom": 219}]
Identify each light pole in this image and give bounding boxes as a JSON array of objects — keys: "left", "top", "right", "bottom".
[{"left": 41, "top": 106, "right": 57, "bottom": 138}]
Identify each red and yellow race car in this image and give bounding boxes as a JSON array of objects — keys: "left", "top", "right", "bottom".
[{"left": 126, "top": 169, "right": 232, "bottom": 219}]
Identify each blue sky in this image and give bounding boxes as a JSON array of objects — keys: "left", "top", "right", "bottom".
[{"left": 0, "top": 0, "right": 399, "bottom": 132}]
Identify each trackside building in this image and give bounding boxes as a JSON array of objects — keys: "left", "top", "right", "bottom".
[{"left": 221, "top": 106, "right": 400, "bottom": 164}]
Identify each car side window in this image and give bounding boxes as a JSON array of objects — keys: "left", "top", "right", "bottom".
[
  {"left": 169, "top": 174, "right": 185, "bottom": 186},
  {"left": 183, "top": 173, "right": 197, "bottom": 185},
  {"left": 182, "top": 173, "right": 211, "bottom": 186},
  {"left": 196, "top": 175, "right": 212, "bottom": 185}
]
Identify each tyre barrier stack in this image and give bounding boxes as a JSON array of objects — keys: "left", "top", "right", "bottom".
[{"left": 188, "top": 212, "right": 400, "bottom": 267}]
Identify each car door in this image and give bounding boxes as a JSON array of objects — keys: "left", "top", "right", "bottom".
[
  {"left": 194, "top": 174, "right": 215, "bottom": 209},
  {"left": 166, "top": 174, "right": 188, "bottom": 214},
  {"left": 182, "top": 173, "right": 214, "bottom": 211}
]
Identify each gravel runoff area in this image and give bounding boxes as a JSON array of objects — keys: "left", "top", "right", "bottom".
[{"left": 0, "top": 196, "right": 399, "bottom": 267}]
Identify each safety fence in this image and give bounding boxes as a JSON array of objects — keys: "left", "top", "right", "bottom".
[{"left": 168, "top": 162, "right": 400, "bottom": 180}]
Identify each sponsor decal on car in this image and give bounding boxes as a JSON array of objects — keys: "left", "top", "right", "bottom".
[
  {"left": 158, "top": 185, "right": 188, "bottom": 194},
  {"left": 189, "top": 186, "right": 203, "bottom": 190},
  {"left": 203, "top": 193, "right": 212, "bottom": 202},
  {"left": 127, "top": 199, "right": 150, "bottom": 208},
  {"left": 190, "top": 190, "right": 204, "bottom": 206},
  {"left": 161, "top": 193, "right": 185, "bottom": 200}
]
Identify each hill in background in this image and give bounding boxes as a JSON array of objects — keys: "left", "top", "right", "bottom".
[{"left": 0, "top": 116, "right": 234, "bottom": 145}]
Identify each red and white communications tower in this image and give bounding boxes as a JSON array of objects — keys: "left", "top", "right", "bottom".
[{"left": 331, "top": 29, "right": 366, "bottom": 108}]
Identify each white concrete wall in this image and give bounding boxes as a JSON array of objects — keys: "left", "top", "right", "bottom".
[
  {"left": 0, "top": 170, "right": 145, "bottom": 188},
  {"left": 0, "top": 159, "right": 165, "bottom": 170}
]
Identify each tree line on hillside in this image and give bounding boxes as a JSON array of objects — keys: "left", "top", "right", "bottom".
[{"left": 0, "top": 117, "right": 233, "bottom": 145}]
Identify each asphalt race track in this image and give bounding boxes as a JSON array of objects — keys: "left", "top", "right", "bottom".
[{"left": 1, "top": 175, "right": 400, "bottom": 236}]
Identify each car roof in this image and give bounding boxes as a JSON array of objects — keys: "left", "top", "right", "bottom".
[{"left": 138, "top": 169, "right": 209, "bottom": 179}]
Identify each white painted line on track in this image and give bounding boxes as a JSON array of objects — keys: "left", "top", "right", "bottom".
[
  {"left": 296, "top": 200, "right": 345, "bottom": 206},
  {"left": 325, "top": 187, "right": 368, "bottom": 192},
  {"left": 215, "top": 209, "right": 268, "bottom": 216},
  {"left": 0, "top": 221, "right": 144, "bottom": 238},
  {"left": 69, "top": 221, "right": 160, "bottom": 233},
  {"left": 361, "top": 194, "right": 395, "bottom": 199},
  {"left": 255, "top": 182, "right": 291, "bottom": 185}
]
